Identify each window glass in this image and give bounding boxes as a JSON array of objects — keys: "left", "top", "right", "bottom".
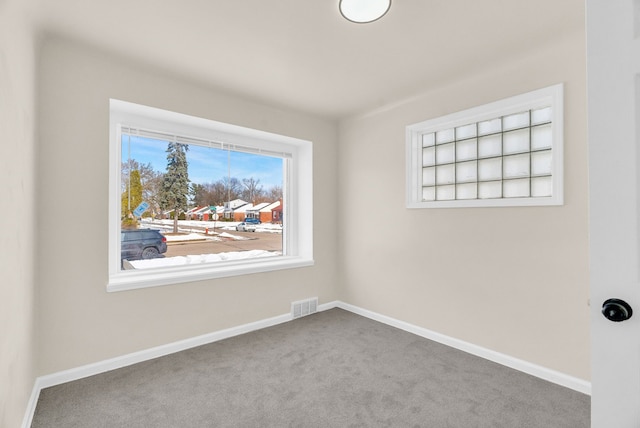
[
  {"left": 406, "top": 84, "right": 563, "bottom": 208},
  {"left": 109, "top": 99, "right": 313, "bottom": 291},
  {"left": 120, "top": 133, "right": 284, "bottom": 271}
]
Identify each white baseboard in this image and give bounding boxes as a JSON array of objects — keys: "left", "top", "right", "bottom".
[
  {"left": 22, "top": 300, "right": 590, "bottom": 427},
  {"left": 332, "top": 301, "right": 591, "bottom": 395},
  {"left": 21, "top": 378, "right": 43, "bottom": 428},
  {"left": 22, "top": 310, "right": 298, "bottom": 428}
]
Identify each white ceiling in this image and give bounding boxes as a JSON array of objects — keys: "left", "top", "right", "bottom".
[{"left": 32, "top": 0, "right": 584, "bottom": 119}]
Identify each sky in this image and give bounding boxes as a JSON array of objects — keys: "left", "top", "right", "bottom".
[{"left": 122, "top": 135, "right": 283, "bottom": 189}]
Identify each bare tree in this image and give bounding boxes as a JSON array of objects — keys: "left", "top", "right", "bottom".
[
  {"left": 121, "top": 159, "right": 164, "bottom": 217},
  {"left": 241, "top": 177, "right": 264, "bottom": 203},
  {"left": 192, "top": 177, "right": 276, "bottom": 207},
  {"left": 265, "top": 185, "right": 283, "bottom": 202},
  {"left": 208, "top": 181, "right": 228, "bottom": 205},
  {"left": 121, "top": 159, "right": 157, "bottom": 193},
  {"left": 220, "top": 176, "right": 243, "bottom": 202}
]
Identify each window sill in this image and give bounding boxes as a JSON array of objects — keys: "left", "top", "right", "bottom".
[
  {"left": 406, "top": 195, "right": 562, "bottom": 209},
  {"left": 107, "top": 256, "right": 315, "bottom": 292}
]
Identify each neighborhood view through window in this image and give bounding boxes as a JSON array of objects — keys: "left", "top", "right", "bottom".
[{"left": 120, "top": 132, "right": 285, "bottom": 271}]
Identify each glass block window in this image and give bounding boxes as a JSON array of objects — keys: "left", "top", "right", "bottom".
[{"left": 406, "top": 84, "right": 563, "bottom": 208}]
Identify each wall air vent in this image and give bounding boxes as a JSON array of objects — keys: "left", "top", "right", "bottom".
[{"left": 291, "top": 297, "right": 318, "bottom": 319}]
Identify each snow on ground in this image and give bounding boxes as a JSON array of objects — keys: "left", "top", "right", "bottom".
[
  {"left": 127, "top": 219, "right": 283, "bottom": 269},
  {"left": 129, "top": 250, "right": 281, "bottom": 269},
  {"left": 217, "top": 232, "right": 250, "bottom": 240},
  {"left": 162, "top": 232, "right": 249, "bottom": 242},
  {"left": 215, "top": 224, "right": 282, "bottom": 234},
  {"left": 163, "top": 233, "right": 220, "bottom": 242},
  {"left": 141, "top": 218, "right": 282, "bottom": 239}
]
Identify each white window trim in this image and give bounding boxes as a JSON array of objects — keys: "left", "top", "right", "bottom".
[
  {"left": 406, "top": 84, "right": 564, "bottom": 208},
  {"left": 108, "top": 99, "right": 313, "bottom": 292}
]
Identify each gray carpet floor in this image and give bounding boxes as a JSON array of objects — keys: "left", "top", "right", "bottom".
[{"left": 31, "top": 308, "right": 590, "bottom": 427}]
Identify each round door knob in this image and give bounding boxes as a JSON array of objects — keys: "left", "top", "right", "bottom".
[{"left": 602, "top": 298, "right": 633, "bottom": 322}]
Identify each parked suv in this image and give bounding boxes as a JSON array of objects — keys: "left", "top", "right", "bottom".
[
  {"left": 244, "top": 217, "right": 261, "bottom": 224},
  {"left": 121, "top": 229, "right": 167, "bottom": 260}
]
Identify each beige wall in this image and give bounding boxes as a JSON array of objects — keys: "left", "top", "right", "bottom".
[
  {"left": 0, "top": 0, "right": 37, "bottom": 426},
  {"left": 4, "top": 9, "right": 591, "bottom": 423},
  {"left": 337, "top": 30, "right": 590, "bottom": 380},
  {"left": 35, "top": 37, "right": 340, "bottom": 375}
]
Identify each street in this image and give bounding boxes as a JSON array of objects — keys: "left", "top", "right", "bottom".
[{"left": 165, "top": 230, "right": 283, "bottom": 257}]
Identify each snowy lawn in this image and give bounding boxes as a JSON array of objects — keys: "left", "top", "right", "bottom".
[
  {"left": 125, "top": 219, "right": 282, "bottom": 269},
  {"left": 163, "top": 233, "right": 218, "bottom": 242},
  {"left": 129, "top": 249, "right": 281, "bottom": 269},
  {"left": 162, "top": 232, "right": 250, "bottom": 242},
  {"left": 142, "top": 218, "right": 282, "bottom": 237}
]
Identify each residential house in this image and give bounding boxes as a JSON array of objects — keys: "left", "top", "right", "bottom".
[
  {"left": 222, "top": 199, "right": 248, "bottom": 220},
  {"left": 245, "top": 202, "right": 269, "bottom": 221},
  {"left": 268, "top": 200, "right": 283, "bottom": 224},
  {"left": 185, "top": 206, "right": 203, "bottom": 220},
  {"left": 231, "top": 203, "right": 253, "bottom": 222}
]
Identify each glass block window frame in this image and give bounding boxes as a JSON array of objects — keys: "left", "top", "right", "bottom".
[{"left": 406, "top": 84, "right": 563, "bottom": 208}]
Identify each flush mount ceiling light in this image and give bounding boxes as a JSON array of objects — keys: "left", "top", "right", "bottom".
[{"left": 339, "top": 0, "right": 391, "bottom": 24}]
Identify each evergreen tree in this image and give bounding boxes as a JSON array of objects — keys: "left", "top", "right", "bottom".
[
  {"left": 160, "top": 142, "right": 190, "bottom": 233},
  {"left": 191, "top": 183, "right": 207, "bottom": 207},
  {"left": 121, "top": 169, "right": 143, "bottom": 227}
]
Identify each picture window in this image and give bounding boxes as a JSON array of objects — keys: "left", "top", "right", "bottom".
[{"left": 109, "top": 100, "right": 313, "bottom": 291}]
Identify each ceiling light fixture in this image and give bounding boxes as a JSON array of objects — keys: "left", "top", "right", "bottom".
[{"left": 339, "top": 0, "right": 391, "bottom": 24}]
